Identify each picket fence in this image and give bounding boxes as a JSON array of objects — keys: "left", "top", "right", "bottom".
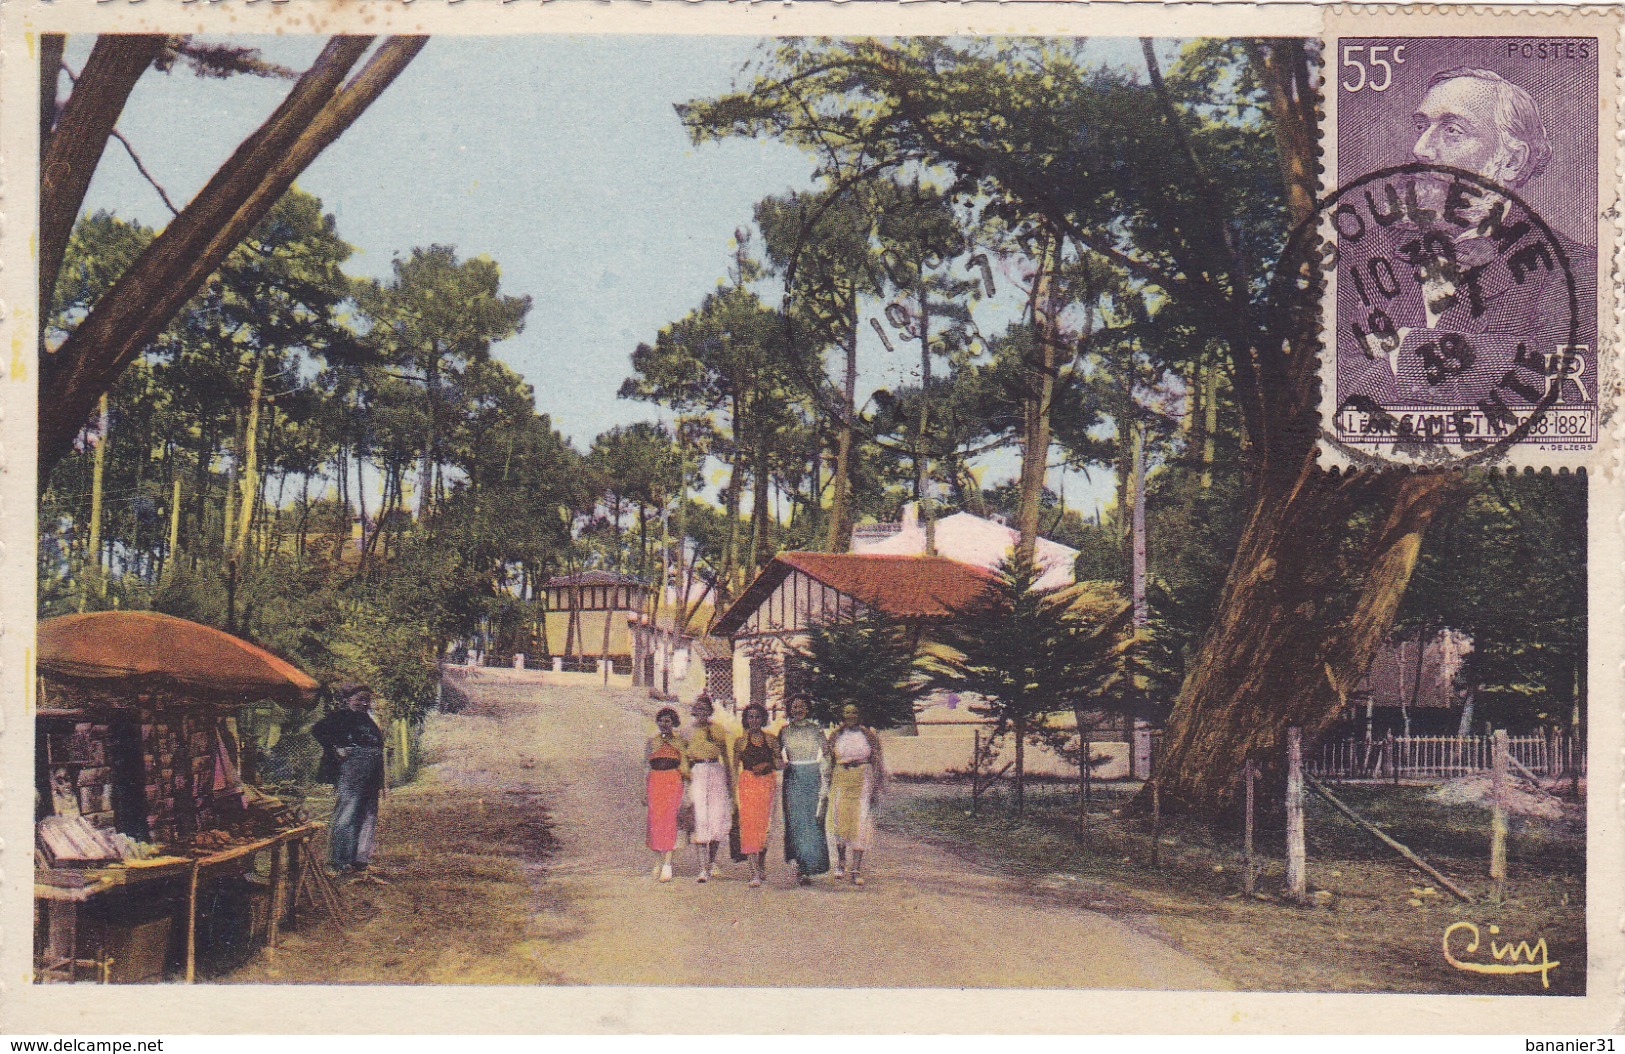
[{"left": 1308, "top": 732, "right": 1582, "bottom": 781}]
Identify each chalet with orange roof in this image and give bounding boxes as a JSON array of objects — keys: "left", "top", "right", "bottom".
[{"left": 709, "top": 552, "right": 999, "bottom": 714}]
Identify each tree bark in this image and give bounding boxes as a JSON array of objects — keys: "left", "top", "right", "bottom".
[
  {"left": 39, "top": 34, "right": 66, "bottom": 146},
  {"left": 41, "top": 36, "right": 426, "bottom": 485},
  {"left": 39, "top": 34, "right": 167, "bottom": 328},
  {"left": 1153, "top": 466, "right": 1458, "bottom": 814}
]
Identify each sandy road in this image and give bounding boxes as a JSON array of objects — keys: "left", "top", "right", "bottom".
[
  {"left": 229, "top": 672, "right": 1227, "bottom": 988},
  {"left": 508, "top": 678, "right": 1229, "bottom": 989}
]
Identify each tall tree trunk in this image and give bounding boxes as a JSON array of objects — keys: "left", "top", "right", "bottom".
[
  {"left": 718, "top": 396, "right": 743, "bottom": 604},
  {"left": 295, "top": 476, "right": 312, "bottom": 564},
  {"left": 419, "top": 349, "right": 438, "bottom": 522},
  {"left": 361, "top": 464, "right": 394, "bottom": 566},
  {"left": 652, "top": 505, "right": 669, "bottom": 628},
  {"left": 825, "top": 285, "right": 858, "bottom": 553},
  {"left": 39, "top": 34, "right": 166, "bottom": 328},
  {"left": 191, "top": 438, "right": 213, "bottom": 572},
  {"left": 164, "top": 475, "right": 182, "bottom": 582},
  {"left": 1153, "top": 467, "right": 1457, "bottom": 814},
  {"left": 232, "top": 354, "right": 264, "bottom": 561},
  {"left": 331, "top": 444, "right": 349, "bottom": 563},
  {"left": 638, "top": 505, "right": 649, "bottom": 580},
  {"left": 915, "top": 282, "right": 936, "bottom": 556},
  {"left": 750, "top": 411, "right": 771, "bottom": 575},
  {"left": 1015, "top": 227, "right": 1059, "bottom": 562},
  {"left": 84, "top": 394, "right": 109, "bottom": 605},
  {"left": 1013, "top": 716, "right": 1027, "bottom": 817},
  {"left": 675, "top": 426, "right": 690, "bottom": 628},
  {"left": 353, "top": 448, "right": 369, "bottom": 568},
  {"left": 222, "top": 410, "right": 240, "bottom": 559},
  {"left": 1147, "top": 40, "right": 1463, "bottom": 815},
  {"left": 41, "top": 37, "right": 426, "bottom": 485},
  {"left": 1129, "top": 420, "right": 1147, "bottom": 625},
  {"left": 1199, "top": 356, "right": 1219, "bottom": 489}
]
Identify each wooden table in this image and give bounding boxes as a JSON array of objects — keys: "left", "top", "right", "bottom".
[
  {"left": 179, "top": 822, "right": 321, "bottom": 982},
  {"left": 35, "top": 822, "right": 321, "bottom": 983}
]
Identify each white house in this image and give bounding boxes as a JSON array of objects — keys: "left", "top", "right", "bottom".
[{"left": 850, "top": 505, "right": 1079, "bottom": 590}]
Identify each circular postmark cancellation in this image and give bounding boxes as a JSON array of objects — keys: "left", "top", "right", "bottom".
[{"left": 1293, "top": 161, "right": 1589, "bottom": 469}]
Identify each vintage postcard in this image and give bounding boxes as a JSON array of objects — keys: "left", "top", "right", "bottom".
[{"left": 1, "top": 0, "right": 1621, "bottom": 1036}]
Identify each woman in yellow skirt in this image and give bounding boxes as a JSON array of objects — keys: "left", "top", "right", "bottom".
[{"left": 825, "top": 704, "right": 885, "bottom": 886}]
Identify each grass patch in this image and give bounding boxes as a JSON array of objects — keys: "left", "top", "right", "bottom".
[{"left": 885, "top": 782, "right": 1584, "bottom": 995}]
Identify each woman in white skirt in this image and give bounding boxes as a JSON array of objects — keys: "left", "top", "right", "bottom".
[
  {"left": 825, "top": 704, "right": 885, "bottom": 885},
  {"left": 684, "top": 693, "right": 732, "bottom": 882}
]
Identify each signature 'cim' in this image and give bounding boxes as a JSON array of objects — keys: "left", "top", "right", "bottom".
[{"left": 1442, "top": 921, "right": 1560, "bottom": 988}]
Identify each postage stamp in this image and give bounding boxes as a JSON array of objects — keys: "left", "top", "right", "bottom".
[
  {"left": 1, "top": 0, "right": 1622, "bottom": 1039},
  {"left": 1319, "top": 13, "right": 1619, "bottom": 469}
]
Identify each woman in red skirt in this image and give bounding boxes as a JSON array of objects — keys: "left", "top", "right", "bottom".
[
  {"left": 645, "top": 706, "right": 687, "bottom": 882},
  {"left": 732, "top": 703, "right": 781, "bottom": 888}
]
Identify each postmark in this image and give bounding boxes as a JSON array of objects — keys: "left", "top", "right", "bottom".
[{"left": 1320, "top": 31, "right": 1612, "bottom": 469}]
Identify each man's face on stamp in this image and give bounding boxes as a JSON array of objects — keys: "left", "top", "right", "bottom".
[{"left": 1412, "top": 74, "right": 1534, "bottom": 197}]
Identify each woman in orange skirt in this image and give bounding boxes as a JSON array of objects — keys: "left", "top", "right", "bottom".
[
  {"left": 731, "top": 703, "right": 780, "bottom": 888},
  {"left": 645, "top": 707, "right": 687, "bottom": 882}
]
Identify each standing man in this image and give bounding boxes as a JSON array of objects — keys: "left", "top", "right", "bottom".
[{"left": 313, "top": 683, "right": 386, "bottom": 876}]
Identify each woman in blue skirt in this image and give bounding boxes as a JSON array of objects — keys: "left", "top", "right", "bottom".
[{"left": 777, "top": 695, "right": 830, "bottom": 885}]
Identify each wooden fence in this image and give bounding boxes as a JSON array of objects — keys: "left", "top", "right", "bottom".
[{"left": 1308, "top": 732, "right": 1582, "bottom": 781}]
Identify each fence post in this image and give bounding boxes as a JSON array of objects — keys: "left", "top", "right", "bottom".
[
  {"left": 1243, "top": 761, "right": 1257, "bottom": 896},
  {"left": 1490, "top": 729, "right": 1508, "bottom": 902},
  {"left": 1546, "top": 726, "right": 1558, "bottom": 777},
  {"left": 1149, "top": 778, "right": 1161, "bottom": 868},
  {"left": 1387, "top": 730, "right": 1399, "bottom": 786},
  {"left": 971, "top": 729, "right": 982, "bottom": 817},
  {"left": 1286, "top": 727, "right": 1307, "bottom": 904},
  {"left": 1078, "top": 734, "right": 1092, "bottom": 840}
]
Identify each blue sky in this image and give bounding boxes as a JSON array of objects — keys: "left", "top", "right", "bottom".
[{"left": 69, "top": 34, "right": 1176, "bottom": 518}]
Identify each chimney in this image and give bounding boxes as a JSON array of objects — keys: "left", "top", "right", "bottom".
[{"left": 901, "top": 503, "right": 918, "bottom": 531}]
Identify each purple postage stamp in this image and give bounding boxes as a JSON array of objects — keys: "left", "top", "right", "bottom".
[{"left": 1324, "top": 32, "right": 1611, "bottom": 467}]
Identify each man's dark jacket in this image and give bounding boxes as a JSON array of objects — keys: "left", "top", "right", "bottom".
[{"left": 311, "top": 707, "right": 385, "bottom": 785}]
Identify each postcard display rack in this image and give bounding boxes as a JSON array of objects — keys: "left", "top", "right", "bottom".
[{"left": 34, "top": 677, "right": 320, "bottom": 984}]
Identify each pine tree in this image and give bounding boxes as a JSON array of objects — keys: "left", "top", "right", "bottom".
[
  {"left": 922, "top": 554, "right": 1134, "bottom": 815},
  {"left": 792, "top": 604, "right": 923, "bottom": 730}
]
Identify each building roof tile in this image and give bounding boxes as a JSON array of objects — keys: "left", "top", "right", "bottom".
[{"left": 711, "top": 553, "right": 998, "bottom": 637}]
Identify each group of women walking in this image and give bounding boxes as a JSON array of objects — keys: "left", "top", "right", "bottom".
[{"left": 643, "top": 693, "right": 886, "bottom": 888}]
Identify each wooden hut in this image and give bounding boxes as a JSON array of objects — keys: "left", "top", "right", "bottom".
[
  {"left": 34, "top": 612, "right": 322, "bottom": 983},
  {"left": 542, "top": 570, "right": 651, "bottom": 676}
]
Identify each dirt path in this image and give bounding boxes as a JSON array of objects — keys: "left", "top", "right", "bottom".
[{"left": 233, "top": 674, "right": 1228, "bottom": 989}]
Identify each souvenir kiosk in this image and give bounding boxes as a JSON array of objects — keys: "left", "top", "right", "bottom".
[{"left": 34, "top": 611, "right": 323, "bottom": 982}]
